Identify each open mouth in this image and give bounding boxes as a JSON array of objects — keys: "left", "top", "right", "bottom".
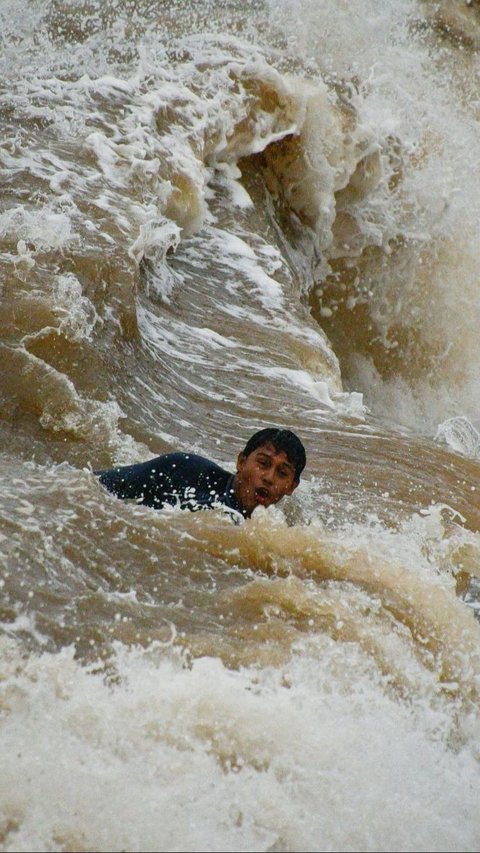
[{"left": 255, "top": 487, "right": 270, "bottom": 505}]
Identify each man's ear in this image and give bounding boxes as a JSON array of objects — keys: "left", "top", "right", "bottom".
[
  {"left": 285, "top": 479, "right": 299, "bottom": 496},
  {"left": 236, "top": 451, "right": 246, "bottom": 471}
]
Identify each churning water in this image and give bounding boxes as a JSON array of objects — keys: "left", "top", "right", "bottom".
[{"left": 2, "top": 1, "right": 480, "bottom": 850}]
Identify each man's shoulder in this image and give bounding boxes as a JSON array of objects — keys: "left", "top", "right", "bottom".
[
  {"left": 161, "top": 452, "right": 221, "bottom": 465},
  {"left": 157, "top": 452, "right": 229, "bottom": 474}
]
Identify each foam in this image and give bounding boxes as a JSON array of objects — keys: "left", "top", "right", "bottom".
[
  {"left": 0, "top": 637, "right": 479, "bottom": 852},
  {"left": 0, "top": 206, "right": 76, "bottom": 251},
  {"left": 52, "top": 274, "right": 100, "bottom": 342},
  {"left": 259, "top": 366, "right": 366, "bottom": 418},
  {"left": 265, "top": 0, "right": 480, "bottom": 434},
  {"left": 204, "top": 228, "right": 284, "bottom": 310},
  {"left": 435, "top": 417, "right": 480, "bottom": 460}
]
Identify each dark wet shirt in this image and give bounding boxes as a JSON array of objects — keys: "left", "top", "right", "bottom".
[{"left": 96, "top": 452, "right": 246, "bottom": 519}]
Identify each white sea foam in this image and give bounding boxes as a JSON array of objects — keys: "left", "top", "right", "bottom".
[
  {"left": 267, "top": 0, "right": 480, "bottom": 434},
  {"left": 0, "top": 635, "right": 479, "bottom": 852},
  {"left": 53, "top": 275, "right": 100, "bottom": 342},
  {"left": 260, "top": 366, "right": 366, "bottom": 418},
  {"left": 435, "top": 416, "right": 480, "bottom": 460},
  {"left": 0, "top": 206, "right": 76, "bottom": 250}
]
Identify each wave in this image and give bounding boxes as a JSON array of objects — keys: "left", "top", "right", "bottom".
[
  {"left": 2, "top": 5, "right": 480, "bottom": 849},
  {"left": 1, "top": 631, "right": 479, "bottom": 852}
]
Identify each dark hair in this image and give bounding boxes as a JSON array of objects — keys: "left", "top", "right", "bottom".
[{"left": 242, "top": 428, "right": 306, "bottom": 482}]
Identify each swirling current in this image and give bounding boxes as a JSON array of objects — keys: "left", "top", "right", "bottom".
[{"left": 1, "top": 2, "right": 480, "bottom": 851}]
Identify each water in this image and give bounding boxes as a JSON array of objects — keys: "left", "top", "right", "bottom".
[{"left": 1, "top": 1, "right": 480, "bottom": 850}]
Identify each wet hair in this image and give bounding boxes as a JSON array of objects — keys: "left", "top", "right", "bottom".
[{"left": 242, "top": 428, "right": 306, "bottom": 482}]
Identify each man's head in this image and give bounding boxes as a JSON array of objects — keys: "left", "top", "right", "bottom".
[{"left": 233, "top": 428, "right": 306, "bottom": 517}]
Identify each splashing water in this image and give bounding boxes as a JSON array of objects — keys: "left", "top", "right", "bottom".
[{"left": 1, "top": 1, "right": 480, "bottom": 850}]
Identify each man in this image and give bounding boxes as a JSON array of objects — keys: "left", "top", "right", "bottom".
[{"left": 96, "top": 427, "right": 306, "bottom": 520}]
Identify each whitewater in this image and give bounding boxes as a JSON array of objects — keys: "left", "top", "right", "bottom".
[{"left": 1, "top": 1, "right": 480, "bottom": 850}]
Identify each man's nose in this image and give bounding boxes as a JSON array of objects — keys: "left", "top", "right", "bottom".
[{"left": 262, "top": 468, "right": 274, "bottom": 484}]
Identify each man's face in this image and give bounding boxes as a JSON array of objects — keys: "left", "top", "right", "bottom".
[{"left": 233, "top": 442, "right": 298, "bottom": 517}]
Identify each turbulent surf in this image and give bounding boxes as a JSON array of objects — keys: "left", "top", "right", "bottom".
[{"left": 1, "top": 1, "right": 480, "bottom": 850}]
